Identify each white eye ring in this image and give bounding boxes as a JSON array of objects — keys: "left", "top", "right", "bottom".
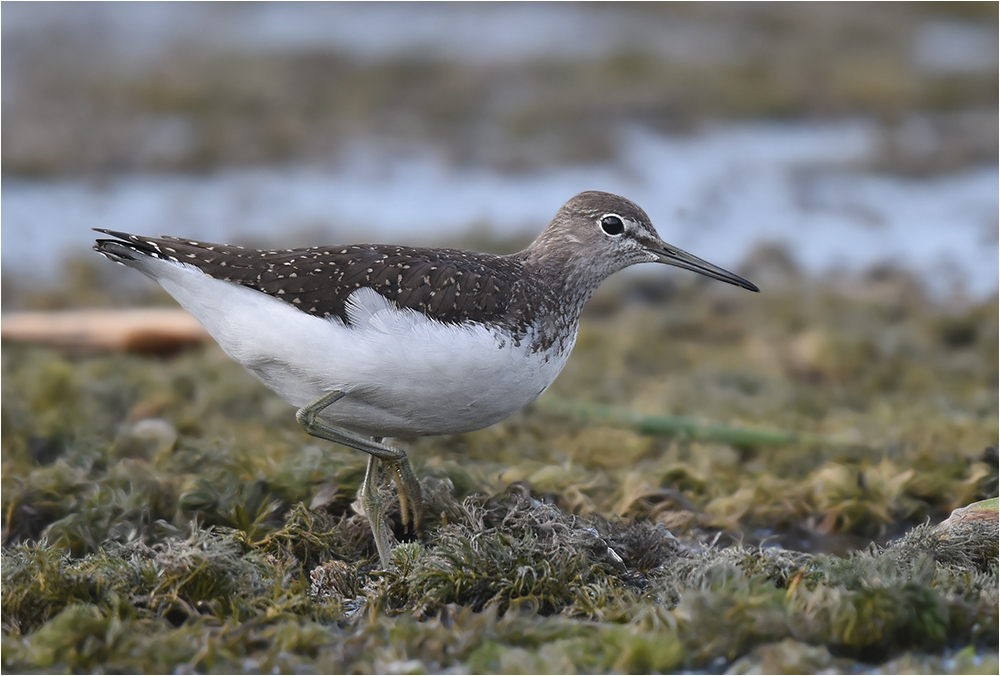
[{"left": 600, "top": 214, "right": 625, "bottom": 236}]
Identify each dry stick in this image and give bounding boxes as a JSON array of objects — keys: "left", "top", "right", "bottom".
[{"left": 536, "top": 397, "right": 857, "bottom": 447}]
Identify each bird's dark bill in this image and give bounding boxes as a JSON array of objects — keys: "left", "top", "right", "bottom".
[{"left": 651, "top": 244, "right": 759, "bottom": 292}]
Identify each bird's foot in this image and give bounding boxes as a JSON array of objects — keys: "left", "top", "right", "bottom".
[{"left": 389, "top": 455, "right": 423, "bottom": 532}]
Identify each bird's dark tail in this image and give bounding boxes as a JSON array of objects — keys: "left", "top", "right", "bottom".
[{"left": 94, "top": 229, "right": 170, "bottom": 266}]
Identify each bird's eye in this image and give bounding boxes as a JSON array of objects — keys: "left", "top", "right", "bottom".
[{"left": 600, "top": 215, "right": 625, "bottom": 236}]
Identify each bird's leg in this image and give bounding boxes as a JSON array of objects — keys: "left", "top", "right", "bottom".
[
  {"left": 358, "top": 454, "right": 393, "bottom": 567},
  {"left": 296, "top": 391, "right": 423, "bottom": 529},
  {"left": 296, "top": 391, "right": 423, "bottom": 565}
]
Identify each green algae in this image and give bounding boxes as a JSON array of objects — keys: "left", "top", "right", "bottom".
[{"left": 2, "top": 263, "right": 996, "bottom": 672}]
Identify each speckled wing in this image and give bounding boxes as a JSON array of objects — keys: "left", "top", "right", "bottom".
[{"left": 93, "top": 230, "right": 524, "bottom": 327}]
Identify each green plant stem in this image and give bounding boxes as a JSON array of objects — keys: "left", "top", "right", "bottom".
[{"left": 535, "top": 397, "right": 851, "bottom": 447}]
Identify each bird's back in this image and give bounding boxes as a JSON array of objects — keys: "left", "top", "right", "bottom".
[{"left": 95, "top": 230, "right": 533, "bottom": 329}]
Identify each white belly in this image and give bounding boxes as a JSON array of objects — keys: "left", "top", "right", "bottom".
[{"left": 151, "top": 261, "right": 575, "bottom": 437}]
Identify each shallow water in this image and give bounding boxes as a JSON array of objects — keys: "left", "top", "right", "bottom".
[{"left": 3, "top": 121, "right": 996, "bottom": 299}]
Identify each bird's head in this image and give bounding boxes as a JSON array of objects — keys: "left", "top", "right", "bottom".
[{"left": 530, "top": 191, "right": 759, "bottom": 293}]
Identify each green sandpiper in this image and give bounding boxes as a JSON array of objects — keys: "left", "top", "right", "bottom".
[{"left": 95, "top": 190, "right": 758, "bottom": 567}]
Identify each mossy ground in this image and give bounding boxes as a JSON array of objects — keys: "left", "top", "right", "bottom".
[{"left": 2, "top": 262, "right": 997, "bottom": 673}]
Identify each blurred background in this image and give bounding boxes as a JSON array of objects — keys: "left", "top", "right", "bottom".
[
  {"left": 2, "top": 1, "right": 999, "bottom": 617},
  {"left": 2, "top": 2, "right": 997, "bottom": 306}
]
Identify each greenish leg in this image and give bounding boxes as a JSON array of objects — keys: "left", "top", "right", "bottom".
[
  {"left": 359, "top": 455, "right": 393, "bottom": 568},
  {"left": 296, "top": 390, "right": 423, "bottom": 568}
]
